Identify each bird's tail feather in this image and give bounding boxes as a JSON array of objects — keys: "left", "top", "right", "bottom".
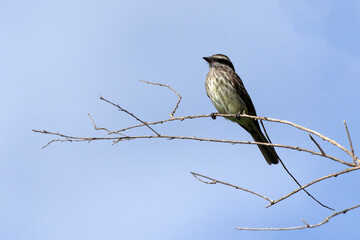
[{"left": 247, "top": 127, "right": 279, "bottom": 165}]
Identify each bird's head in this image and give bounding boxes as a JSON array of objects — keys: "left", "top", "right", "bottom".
[{"left": 203, "top": 54, "right": 235, "bottom": 71}]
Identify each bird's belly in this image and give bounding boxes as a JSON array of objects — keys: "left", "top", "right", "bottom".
[{"left": 206, "top": 78, "right": 248, "bottom": 116}]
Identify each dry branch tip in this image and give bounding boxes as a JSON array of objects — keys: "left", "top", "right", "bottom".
[{"left": 139, "top": 80, "right": 182, "bottom": 118}]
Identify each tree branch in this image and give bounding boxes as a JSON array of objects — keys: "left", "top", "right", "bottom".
[
  {"left": 191, "top": 172, "right": 274, "bottom": 203},
  {"left": 236, "top": 203, "right": 360, "bottom": 231},
  {"left": 140, "top": 80, "right": 182, "bottom": 118},
  {"left": 99, "top": 96, "right": 160, "bottom": 136},
  {"left": 309, "top": 134, "right": 325, "bottom": 155},
  {"left": 267, "top": 165, "right": 360, "bottom": 207},
  {"left": 33, "top": 82, "right": 359, "bottom": 231},
  {"left": 343, "top": 120, "right": 358, "bottom": 165}
]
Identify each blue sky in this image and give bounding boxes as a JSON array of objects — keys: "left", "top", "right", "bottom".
[{"left": 1, "top": 0, "right": 360, "bottom": 239}]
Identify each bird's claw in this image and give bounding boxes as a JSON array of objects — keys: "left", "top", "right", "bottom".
[
  {"left": 211, "top": 112, "right": 217, "bottom": 120},
  {"left": 236, "top": 112, "right": 242, "bottom": 119}
]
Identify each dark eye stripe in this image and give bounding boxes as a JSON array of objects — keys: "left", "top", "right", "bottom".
[{"left": 214, "top": 57, "right": 235, "bottom": 71}]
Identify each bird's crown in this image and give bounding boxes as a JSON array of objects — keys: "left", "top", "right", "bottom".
[{"left": 204, "top": 54, "right": 235, "bottom": 71}]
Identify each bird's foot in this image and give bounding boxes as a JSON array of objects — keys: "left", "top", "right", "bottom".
[
  {"left": 210, "top": 112, "right": 217, "bottom": 120},
  {"left": 236, "top": 111, "right": 246, "bottom": 119}
]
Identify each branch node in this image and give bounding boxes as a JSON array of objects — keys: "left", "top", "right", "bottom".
[
  {"left": 100, "top": 96, "right": 161, "bottom": 136},
  {"left": 309, "top": 134, "right": 326, "bottom": 155},
  {"left": 343, "top": 120, "right": 357, "bottom": 165},
  {"left": 302, "top": 219, "right": 310, "bottom": 227}
]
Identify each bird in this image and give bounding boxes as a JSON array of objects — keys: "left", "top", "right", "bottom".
[{"left": 203, "top": 54, "right": 279, "bottom": 165}]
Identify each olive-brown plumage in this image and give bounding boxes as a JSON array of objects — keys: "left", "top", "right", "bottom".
[{"left": 204, "top": 54, "right": 279, "bottom": 165}]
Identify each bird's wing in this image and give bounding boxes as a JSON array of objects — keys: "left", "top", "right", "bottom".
[{"left": 230, "top": 72, "right": 257, "bottom": 116}]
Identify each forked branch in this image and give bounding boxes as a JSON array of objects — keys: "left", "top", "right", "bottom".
[
  {"left": 236, "top": 203, "right": 360, "bottom": 231},
  {"left": 33, "top": 81, "right": 359, "bottom": 231}
]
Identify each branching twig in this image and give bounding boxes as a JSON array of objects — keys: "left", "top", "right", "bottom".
[
  {"left": 237, "top": 113, "right": 353, "bottom": 160},
  {"left": 343, "top": 120, "right": 358, "bottom": 165},
  {"left": 277, "top": 158, "right": 334, "bottom": 211},
  {"left": 191, "top": 172, "right": 273, "bottom": 203},
  {"left": 87, "top": 113, "right": 128, "bottom": 137},
  {"left": 106, "top": 111, "right": 356, "bottom": 167},
  {"left": 140, "top": 80, "right": 182, "bottom": 118},
  {"left": 109, "top": 114, "right": 210, "bottom": 134},
  {"left": 309, "top": 134, "right": 325, "bottom": 155},
  {"left": 100, "top": 96, "right": 160, "bottom": 136},
  {"left": 34, "top": 81, "right": 360, "bottom": 231},
  {"left": 191, "top": 168, "right": 340, "bottom": 211},
  {"left": 260, "top": 120, "right": 333, "bottom": 210},
  {"left": 32, "top": 129, "right": 118, "bottom": 148},
  {"left": 266, "top": 165, "right": 360, "bottom": 207},
  {"left": 236, "top": 203, "right": 360, "bottom": 231},
  {"left": 32, "top": 126, "right": 354, "bottom": 167},
  {"left": 189, "top": 166, "right": 360, "bottom": 210}
]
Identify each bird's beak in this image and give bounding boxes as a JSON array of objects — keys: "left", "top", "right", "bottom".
[{"left": 203, "top": 56, "right": 211, "bottom": 63}]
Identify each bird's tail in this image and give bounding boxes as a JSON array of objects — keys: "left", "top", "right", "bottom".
[{"left": 247, "top": 126, "right": 279, "bottom": 165}]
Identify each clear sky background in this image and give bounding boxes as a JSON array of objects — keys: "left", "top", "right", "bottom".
[{"left": 1, "top": 0, "right": 360, "bottom": 239}]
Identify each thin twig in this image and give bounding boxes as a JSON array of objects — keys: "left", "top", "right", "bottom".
[
  {"left": 343, "top": 120, "right": 357, "bottom": 165},
  {"left": 259, "top": 119, "right": 271, "bottom": 143},
  {"left": 140, "top": 80, "right": 182, "bottom": 118},
  {"left": 100, "top": 96, "right": 160, "bottom": 136},
  {"left": 88, "top": 113, "right": 111, "bottom": 133},
  {"left": 33, "top": 128, "right": 360, "bottom": 207},
  {"left": 301, "top": 219, "right": 310, "bottom": 227},
  {"left": 189, "top": 166, "right": 359, "bottom": 211},
  {"left": 237, "top": 113, "right": 354, "bottom": 160},
  {"left": 190, "top": 172, "right": 274, "bottom": 203},
  {"left": 278, "top": 158, "right": 334, "bottom": 211},
  {"left": 107, "top": 112, "right": 356, "bottom": 166},
  {"left": 236, "top": 203, "right": 360, "bottom": 231},
  {"left": 260, "top": 120, "right": 333, "bottom": 210},
  {"left": 108, "top": 114, "right": 209, "bottom": 134},
  {"left": 87, "top": 113, "right": 128, "bottom": 137},
  {"left": 32, "top": 128, "right": 353, "bottom": 166},
  {"left": 266, "top": 165, "right": 360, "bottom": 207},
  {"left": 32, "top": 129, "right": 118, "bottom": 148},
  {"left": 309, "top": 134, "right": 325, "bottom": 155}
]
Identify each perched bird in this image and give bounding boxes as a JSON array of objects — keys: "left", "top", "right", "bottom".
[{"left": 203, "top": 54, "right": 279, "bottom": 165}]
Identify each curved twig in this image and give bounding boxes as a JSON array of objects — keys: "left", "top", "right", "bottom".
[
  {"left": 105, "top": 111, "right": 356, "bottom": 166},
  {"left": 100, "top": 96, "right": 160, "bottom": 136},
  {"left": 266, "top": 165, "right": 360, "bottom": 207},
  {"left": 140, "top": 80, "right": 182, "bottom": 118},
  {"left": 236, "top": 203, "right": 360, "bottom": 231},
  {"left": 191, "top": 172, "right": 273, "bottom": 203}
]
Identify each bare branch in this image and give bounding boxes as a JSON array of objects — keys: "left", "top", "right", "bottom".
[
  {"left": 34, "top": 89, "right": 360, "bottom": 231},
  {"left": 259, "top": 119, "right": 271, "bottom": 143},
  {"left": 140, "top": 80, "right": 182, "bottom": 118},
  {"left": 106, "top": 112, "right": 356, "bottom": 166},
  {"left": 33, "top": 78, "right": 360, "bottom": 232},
  {"left": 100, "top": 96, "right": 160, "bottom": 136},
  {"left": 309, "top": 134, "right": 325, "bottom": 155},
  {"left": 32, "top": 126, "right": 353, "bottom": 167},
  {"left": 191, "top": 167, "right": 334, "bottom": 210},
  {"left": 33, "top": 126, "right": 359, "bottom": 209},
  {"left": 261, "top": 120, "right": 333, "bottom": 210},
  {"left": 108, "top": 114, "right": 209, "bottom": 135},
  {"left": 301, "top": 219, "right": 310, "bottom": 227},
  {"left": 237, "top": 113, "right": 354, "bottom": 160},
  {"left": 88, "top": 113, "right": 130, "bottom": 138},
  {"left": 343, "top": 120, "right": 358, "bottom": 165},
  {"left": 191, "top": 172, "right": 274, "bottom": 203},
  {"left": 236, "top": 203, "right": 360, "bottom": 231},
  {"left": 277, "top": 158, "right": 334, "bottom": 210},
  {"left": 32, "top": 129, "right": 120, "bottom": 148},
  {"left": 267, "top": 165, "right": 360, "bottom": 207}
]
